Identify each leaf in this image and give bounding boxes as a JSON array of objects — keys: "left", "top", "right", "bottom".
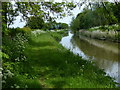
[{"left": 0, "top": 51, "right": 9, "bottom": 59}]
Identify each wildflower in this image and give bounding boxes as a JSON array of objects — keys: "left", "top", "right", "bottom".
[
  {"left": 16, "top": 85, "right": 20, "bottom": 88},
  {"left": 82, "top": 65, "right": 84, "bottom": 68}
]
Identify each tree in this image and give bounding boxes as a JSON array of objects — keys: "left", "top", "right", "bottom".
[
  {"left": 26, "top": 16, "right": 45, "bottom": 29},
  {"left": 70, "top": 2, "right": 120, "bottom": 32},
  {"left": 2, "top": 2, "right": 18, "bottom": 28},
  {"left": 2, "top": 1, "right": 119, "bottom": 30},
  {"left": 2, "top": 1, "right": 76, "bottom": 28}
]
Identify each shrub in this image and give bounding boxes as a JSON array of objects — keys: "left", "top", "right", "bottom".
[
  {"left": 18, "top": 27, "right": 32, "bottom": 33},
  {"left": 2, "top": 27, "right": 30, "bottom": 88},
  {"left": 8, "top": 27, "right": 32, "bottom": 37},
  {"left": 3, "top": 33, "right": 28, "bottom": 62},
  {"left": 26, "top": 16, "right": 45, "bottom": 29}
]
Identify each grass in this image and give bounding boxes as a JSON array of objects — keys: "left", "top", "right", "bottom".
[{"left": 3, "top": 31, "right": 117, "bottom": 88}]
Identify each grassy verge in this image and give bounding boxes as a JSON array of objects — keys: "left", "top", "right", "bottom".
[
  {"left": 3, "top": 31, "right": 118, "bottom": 88},
  {"left": 88, "top": 24, "right": 120, "bottom": 31},
  {"left": 25, "top": 32, "right": 117, "bottom": 88}
]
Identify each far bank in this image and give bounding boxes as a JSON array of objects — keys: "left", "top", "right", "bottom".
[{"left": 76, "top": 29, "right": 120, "bottom": 43}]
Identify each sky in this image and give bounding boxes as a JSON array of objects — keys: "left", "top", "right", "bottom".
[
  {"left": 56, "top": 5, "right": 84, "bottom": 25},
  {"left": 9, "top": 1, "right": 84, "bottom": 28}
]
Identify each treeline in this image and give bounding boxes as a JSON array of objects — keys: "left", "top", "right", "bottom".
[
  {"left": 70, "top": 2, "right": 120, "bottom": 31},
  {"left": 25, "top": 16, "right": 68, "bottom": 30}
]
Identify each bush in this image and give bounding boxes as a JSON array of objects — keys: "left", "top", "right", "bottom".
[
  {"left": 8, "top": 27, "right": 32, "bottom": 37},
  {"left": 18, "top": 27, "right": 32, "bottom": 33},
  {"left": 3, "top": 33, "right": 28, "bottom": 62},
  {"left": 2, "top": 27, "right": 30, "bottom": 88},
  {"left": 26, "top": 16, "right": 45, "bottom": 29},
  {"left": 2, "top": 24, "right": 9, "bottom": 35}
]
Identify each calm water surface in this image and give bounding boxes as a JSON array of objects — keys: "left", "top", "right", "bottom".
[{"left": 60, "top": 31, "right": 120, "bottom": 83}]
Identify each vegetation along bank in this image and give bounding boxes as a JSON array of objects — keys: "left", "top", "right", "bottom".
[
  {"left": 2, "top": 27, "right": 119, "bottom": 88},
  {"left": 1, "top": 1, "right": 120, "bottom": 89},
  {"left": 78, "top": 24, "right": 120, "bottom": 42},
  {"left": 70, "top": 2, "right": 120, "bottom": 42}
]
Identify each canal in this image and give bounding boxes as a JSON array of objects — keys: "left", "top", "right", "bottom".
[{"left": 60, "top": 31, "right": 120, "bottom": 83}]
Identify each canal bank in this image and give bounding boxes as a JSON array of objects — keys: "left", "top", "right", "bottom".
[
  {"left": 78, "top": 30, "right": 120, "bottom": 43},
  {"left": 60, "top": 31, "right": 120, "bottom": 84}
]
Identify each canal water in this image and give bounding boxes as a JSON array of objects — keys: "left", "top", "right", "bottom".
[{"left": 60, "top": 31, "right": 120, "bottom": 83}]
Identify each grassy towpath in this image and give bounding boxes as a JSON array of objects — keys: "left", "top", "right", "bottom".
[{"left": 23, "top": 31, "right": 116, "bottom": 88}]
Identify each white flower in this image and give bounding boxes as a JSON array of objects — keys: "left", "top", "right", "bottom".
[
  {"left": 82, "top": 65, "right": 84, "bottom": 68},
  {"left": 16, "top": 85, "right": 20, "bottom": 88}
]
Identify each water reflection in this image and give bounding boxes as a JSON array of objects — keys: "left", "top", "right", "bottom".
[{"left": 60, "top": 31, "right": 120, "bottom": 83}]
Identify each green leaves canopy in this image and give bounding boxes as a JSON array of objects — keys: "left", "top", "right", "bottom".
[
  {"left": 2, "top": 2, "right": 76, "bottom": 27},
  {"left": 70, "top": 2, "right": 120, "bottom": 31}
]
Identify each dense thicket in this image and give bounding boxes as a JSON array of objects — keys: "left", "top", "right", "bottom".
[{"left": 70, "top": 2, "right": 120, "bottom": 31}]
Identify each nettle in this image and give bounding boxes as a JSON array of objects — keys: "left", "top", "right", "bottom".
[
  {"left": 12, "top": 33, "right": 28, "bottom": 62},
  {"left": 2, "top": 32, "right": 29, "bottom": 88},
  {"left": 3, "top": 33, "right": 28, "bottom": 62}
]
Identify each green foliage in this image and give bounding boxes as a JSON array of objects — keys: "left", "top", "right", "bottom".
[
  {"left": 0, "top": 51, "right": 9, "bottom": 59},
  {"left": 2, "top": 27, "right": 31, "bottom": 88},
  {"left": 26, "top": 16, "right": 45, "bottom": 29},
  {"left": 3, "top": 33, "right": 28, "bottom": 62},
  {"left": 48, "top": 31, "right": 67, "bottom": 41},
  {"left": 8, "top": 27, "right": 32, "bottom": 37},
  {"left": 2, "top": 30, "right": 117, "bottom": 88},
  {"left": 70, "top": 2, "right": 120, "bottom": 32},
  {"left": 19, "top": 27, "right": 32, "bottom": 32},
  {"left": 70, "top": 17, "right": 80, "bottom": 32},
  {"left": 59, "top": 23, "right": 69, "bottom": 29},
  {"left": 2, "top": 23, "right": 8, "bottom": 35},
  {"left": 43, "top": 21, "right": 68, "bottom": 30},
  {"left": 88, "top": 24, "right": 120, "bottom": 31},
  {"left": 23, "top": 32, "right": 116, "bottom": 88},
  {"left": 2, "top": 2, "right": 77, "bottom": 27}
]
